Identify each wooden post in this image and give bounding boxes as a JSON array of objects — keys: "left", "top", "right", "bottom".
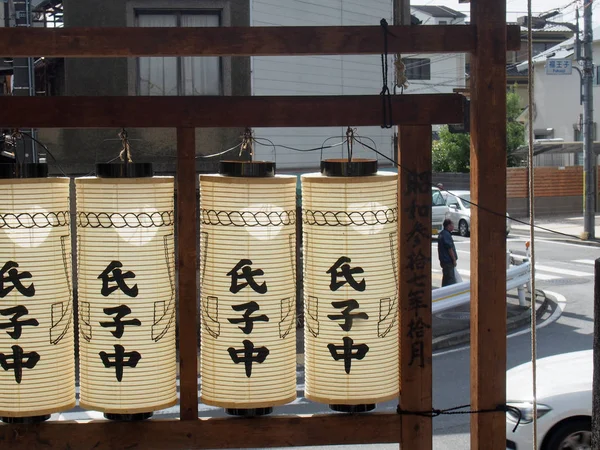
[
  {"left": 398, "top": 126, "right": 433, "bottom": 450},
  {"left": 469, "top": 0, "right": 507, "bottom": 448},
  {"left": 593, "top": 258, "right": 600, "bottom": 448},
  {"left": 177, "top": 127, "right": 199, "bottom": 421}
]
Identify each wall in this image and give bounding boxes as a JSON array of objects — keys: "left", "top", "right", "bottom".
[
  {"left": 531, "top": 41, "right": 600, "bottom": 144},
  {"left": 251, "top": 0, "right": 396, "bottom": 171},
  {"left": 38, "top": 0, "right": 251, "bottom": 175},
  {"left": 433, "top": 168, "right": 600, "bottom": 217}
]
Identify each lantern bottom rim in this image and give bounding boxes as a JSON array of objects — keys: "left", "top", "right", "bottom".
[
  {"left": 1, "top": 414, "right": 51, "bottom": 424},
  {"left": 104, "top": 412, "right": 154, "bottom": 422},
  {"left": 329, "top": 404, "right": 376, "bottom": 414},
  {"left": 225, "top": 407, "right": 273, "bottom": 417}
]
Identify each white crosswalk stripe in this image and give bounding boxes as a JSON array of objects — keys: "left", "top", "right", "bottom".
[
  {"left": 573, "top": 259, "right": 598, "bottom": 266},
  {"left": 534, "top": 264, "right": 593, "bottom": 277}
]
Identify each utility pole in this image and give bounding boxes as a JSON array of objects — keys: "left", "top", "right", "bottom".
[
  {"left": 583, "top": 0, "right": 596, "bottom": 239},
  {"left": 393, "top": 0, "right": 411, "bottom": 26}
]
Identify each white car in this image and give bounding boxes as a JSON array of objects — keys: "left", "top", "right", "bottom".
[
  {"left": 443, "top": 190, "right": 512, "bottom": 237},
  {"left": 431, "top": 187, "right": 449, "bottom": 234},
  {"left": 506, "top": 349, "right": 592, "bottom": 450}
]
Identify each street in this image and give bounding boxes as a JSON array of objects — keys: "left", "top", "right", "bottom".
[{"left": 50, "top": 230, "right": 598, "bottom": 450}]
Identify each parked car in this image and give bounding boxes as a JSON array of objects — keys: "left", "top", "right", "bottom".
[
  {"left": 431, "top": 187, "right": 449, "bottom": 235},
  {"left": 506, "top": 349, "right": 592, "bottom": 450},
  {"left": 443, "top": 190, "right": 512, "bottom": 237}
]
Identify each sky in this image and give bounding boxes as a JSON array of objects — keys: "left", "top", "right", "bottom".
[{"left": 427, "top": 0, "right": 600, "bottom": 26}]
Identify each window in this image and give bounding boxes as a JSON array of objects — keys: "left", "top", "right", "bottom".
[
  {"left": 402, "top": 58, "right": 431, "bottom": 80},
  {"left": 438, "top": 20, "right": 447, "bottom": 25},
  {"left": 432, "top": 190, "right": 446, "bottom": 206},
  {"left": 137, "top": 11, "right": 221, "bottom": 96}
]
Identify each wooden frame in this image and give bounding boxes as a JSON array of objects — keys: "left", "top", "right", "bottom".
[{"left": 0, "top": 17, "right": 510, "bottom": 450}]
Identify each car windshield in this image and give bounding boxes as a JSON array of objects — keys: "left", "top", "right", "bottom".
[{"left": 460, "top": 194, "right": 471, "bottom": 208}]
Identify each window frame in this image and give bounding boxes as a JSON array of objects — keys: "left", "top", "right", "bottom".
[
  {"left": 126, "top": 1, "right": 233, "bottom": 98},
  {"left": 135, "top": 9, "right": 223, "bottom": 96},
  {"left": 402, "top": 57, "right": 431, "bottom": 81}
]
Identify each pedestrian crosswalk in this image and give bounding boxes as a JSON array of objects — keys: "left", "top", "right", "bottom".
[{"left": 433, "top": 259, "right": 595, "bottom": 283}]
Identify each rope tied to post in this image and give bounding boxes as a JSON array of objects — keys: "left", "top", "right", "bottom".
[
  {"left": 118, "top": 128, "right": 133, "bottom": 163},
  {"left": 397, "top": 404, "right": 523, "bottom": 432},
  {"left": 380, "top": 19, "right": 393, "bottom": 129}
]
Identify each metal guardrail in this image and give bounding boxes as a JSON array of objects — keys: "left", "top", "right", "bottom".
[{"left": 432, "top": 260, "right": 531, "bottom": 314}]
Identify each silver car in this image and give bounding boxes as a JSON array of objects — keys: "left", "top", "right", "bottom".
[{"left": 444, "top": 190, "right": 512, "bottom": 237}]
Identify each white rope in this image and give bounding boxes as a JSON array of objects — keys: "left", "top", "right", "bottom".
[{"left": 526, "top": 0, "right": 539, "bottom": 447}]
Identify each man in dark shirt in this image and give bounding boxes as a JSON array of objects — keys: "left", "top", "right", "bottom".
[{"left": 438, "top": 219, "right": 458, "bottom": 286}]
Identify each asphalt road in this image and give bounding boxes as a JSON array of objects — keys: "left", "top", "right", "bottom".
[{"left": 49, "top": 231, "right": 599, "bottom": 450}]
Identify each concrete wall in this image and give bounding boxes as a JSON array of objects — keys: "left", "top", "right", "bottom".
[{"left": 39, "top": 0, "right": 251, "bottom": 175}]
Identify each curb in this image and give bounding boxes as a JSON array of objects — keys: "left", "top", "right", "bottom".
[
  {"left": 510, "top": 230, "right": 600, "bottom": 248},
  {"left": 432, "top": 293, "right": 550, "bottom": 352}
]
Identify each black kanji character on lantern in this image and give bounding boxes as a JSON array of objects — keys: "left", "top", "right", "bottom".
[
  {"left": 405, "top": 171, "right": 431, "bottom": 195},
  {"left": 408, "top": 340, "right": 425, "bottom": 368},
  {"left": 407, "top": 317, "right": 431, "bottom": 340},
  {"left": 327, "top": 300, "right": 369, "bottom": 332},
  {"left": 326, "top": 256, "right": 365, "bottom": 292},
  {"left": 406, "top": 250, "right": 430, "bottom": 272},
  {"left": 0, "top": 345, "right": 40, "bottom": 384},
  {"left": 0, "top": 305, "right": 39, "bottom": 339},
  {"left": 227, "top": 339, "right": 269, "bottom": 378},
  {"left": 0, "top": 261, "right": 34, "bottom": 298},
  {"left": 227, "top": 259, "right": 267, "bottom": 294},
  {"left": 99, "top": 344, "right": 142, "bottom": 382},
  {"left": 405, "top": 200, "right": 429, "bottom": 220},
  {"left": 227, "top": 301, "right": 269, "bottom": 334},
  {"left": 100, "top": 305, "right": 141, "bottom": 338},
  {"left": 327, "top": 336, "right": 369, "bottom": 374},
  {"left": 98, "top": 261, "right": 138, "bottom": 298}
]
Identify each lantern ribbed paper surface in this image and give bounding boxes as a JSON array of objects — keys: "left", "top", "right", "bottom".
[
  {"left": 302, "top": 171, "right": 399, "bottom": 405},
  {"left": 199, "top": 174, "right": 297, "bottom": 409},
  {"left": 0, "top": 178, "right": 74, "bottom": 417},
  {"left": 76, "top": 177, "right": 176, "bottom": 414}
]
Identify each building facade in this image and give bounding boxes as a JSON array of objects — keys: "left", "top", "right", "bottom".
[
  {"left": 251, "top": 0, "right": 396, "bottom": 171},
  {"left": 35, "top": 0, "right": 251, "bottom": 175},
  {"left": 517, "top": 29, "right": 600, "bottom": 167}
]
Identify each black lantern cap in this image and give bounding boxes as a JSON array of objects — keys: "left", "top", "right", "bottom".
[
  {"left": 219, "top": 161, "right": 275, "bottom": 178},
  {"left": 0, "top": 163, "right": 49, "bottom": 179},
  {"left": 320, "top": 159, "right": 377, "bottom": 177},
  {"left": 329, "top": 404, "right": 376, "bottom": 413},
  {"left": 96, "top": 163, "right": 153, "bottom": 178}
]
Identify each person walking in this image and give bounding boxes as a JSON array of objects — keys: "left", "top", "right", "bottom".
[{"left": 438, "top": 218, "right": 458, "bottom": 286}]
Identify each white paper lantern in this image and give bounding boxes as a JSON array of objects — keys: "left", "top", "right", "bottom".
[
  {"left": 302, "top": 161, "right": 399, "bottom": 410},
  {"left": 76, "top": 169, "right": 176, "bottom": 416},
  {"left": 199, "top": 163, "right": 297, "bottom": 413},
  {"left": 0, "top": 175, "right": 74, "bottom": 420}
]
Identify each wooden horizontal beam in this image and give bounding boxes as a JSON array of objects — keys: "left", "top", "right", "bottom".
[
  {"left": 0, "top": 94, "right": 464, "bottom": 128},
  {"left": 1, "top": 414, "right": 402, "bottom": 449},
  {"left": 0, "top": 25, "right": 520, "bottom": 57}
]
